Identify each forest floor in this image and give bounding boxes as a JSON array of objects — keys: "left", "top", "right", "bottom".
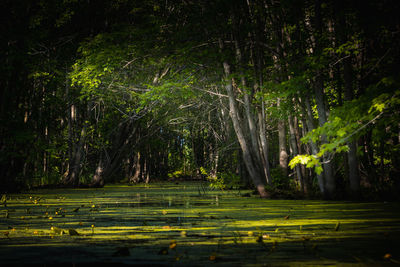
[{"left": 1, "top": 182, "right": 400, "bottom": 266}]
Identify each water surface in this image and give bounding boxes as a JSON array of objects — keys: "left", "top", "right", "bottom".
[{"left": 1, "top": 182, "right": 399, "bottom": 266}]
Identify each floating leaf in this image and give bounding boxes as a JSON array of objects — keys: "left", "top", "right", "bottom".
[
  {"left": 209, "top": 253, "right": 217, "bottom": 261},
  {"left": 51, "top": 227, "right": 65, "bottom": 235},
  {"left": 262, "top": 234, "right": 270, "bottom": 239},
  {"left": 334, "top": 222, "right": 340, "bottom": 231},
  {"left": 169, "top": 240, "right": 177, "bottom": 249},
  {"left": 68, "top": 229, "right": 80, "bottom": 236},
  {"left": 383, "top": 253, "right": 392, "bottom": 260},
  {"left": 158, "top": 248, "right": 168, "bottom": 255}
]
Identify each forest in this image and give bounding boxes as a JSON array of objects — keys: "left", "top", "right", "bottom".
[{"left": 1, "top": 0, "right": 400, "bottom": 200}]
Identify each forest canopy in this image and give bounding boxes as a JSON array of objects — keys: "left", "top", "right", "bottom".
[{"left": 1, "top": 0, "right": 400, "bottom": 200}]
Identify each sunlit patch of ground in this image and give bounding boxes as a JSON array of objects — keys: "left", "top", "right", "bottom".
[{"left": 1, "top": 182, "right": 399, "bottom": 266}]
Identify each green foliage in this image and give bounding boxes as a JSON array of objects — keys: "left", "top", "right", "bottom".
[
  {"left": 200, "top": 167, "right": 241, "bottom": 191},
  {"left": 290, "top": 85, "right": 400, "bottom": 174},
  {"left": 167, "top": 170, "right": 185, "bottom": 180}
]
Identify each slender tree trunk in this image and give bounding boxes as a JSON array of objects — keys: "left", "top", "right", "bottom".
[
  {"left": 314, "top": 78, "right": 336, "bottom": 198},
  {"left": 343, "top": 45, "right": 361, "bottom": 198},
  {"left": 277, "top": 99, "right": 288, "bottom": 177},
  {"left": 130, "top": 151, "right": 141, "bottom": 183},
  {"left": 63, "top": 125, "right": 86, "bottom": 186},
  {"left": 288, "top": 114, "right": 304, "bottom": 192},
  {"left": 234, "top": 38, "right": 264, "bottom": 180},
  {"left": 312, "top": 0, "right": 335, "bottom": 198},
  {"left": 91, "top": 159, "right": 104, "bottom": 187},
  {"left": 297, "top": 116, "right": 309, "bottom": 194},
  {"left": 303, "top": 96, "right": 325, "bottom": 194},
  {"left": 219, "top": 39, "right": 268, "bottom": 198},
  {"left": 258, "top": 104, "right": 272, "bottom": 185}
]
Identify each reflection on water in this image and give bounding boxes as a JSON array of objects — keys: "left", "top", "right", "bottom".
[{"left": 1, "top": 182, "right": 400, "bottom": 266}]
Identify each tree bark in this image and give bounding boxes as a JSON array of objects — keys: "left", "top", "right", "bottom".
[
  {"left": 130, "top": 151, "right": 141, "bottom": 183},
  {"left": 219, "top": 39, "right": 268, "bottom": 198},
  {"left": 312, "top": 0, "right": 335, "bottom": 199},
  {"left": 258, "top": 105, "right": 272, "bottom": 185},
  {"left": 62, "top": 125, "right": 86, "bottom": 186},
  {"left": 302, "top": 96, "right": 325, "bottom": 194},
  {"left": 277, "top": 99, "right": 288, "bottom": 177},
  {"left": 343, "top": 59, "right": 361, "bottom": 197},
  {"left": 288, "top": 114, "right": 304, "bottom": 192},
  {"left": 234, "top": 37, "right": 264, "bottom": 181},
  {"left": 91, "top": 159, "right": 104, "bottom": 187}
]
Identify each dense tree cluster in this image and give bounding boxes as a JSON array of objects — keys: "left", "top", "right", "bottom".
[{"left": 1, "top": 0, "right": 399, "bottom": 199}]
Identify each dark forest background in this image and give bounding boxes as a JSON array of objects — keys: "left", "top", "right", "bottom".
[{"left": 1, "top": 0, "right": 399, "bottom": 200}]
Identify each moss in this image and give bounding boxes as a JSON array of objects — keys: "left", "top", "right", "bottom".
[{"left": 0, "top": 182, "right": 399, "bottom": 265}]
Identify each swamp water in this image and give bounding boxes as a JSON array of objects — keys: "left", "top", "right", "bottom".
[{"left": 1, "top": 182, "right": 400, "bottom": 266}]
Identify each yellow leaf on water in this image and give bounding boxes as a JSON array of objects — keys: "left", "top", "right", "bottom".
[
  {"left": 384, "top": 253, "right": 392, "bottom": 260},
  {"left": 169, "top": 240, "right": 177, "bottom": 249},
  {"left": 51, "top": 227, "right": 64, "bottom": 235},
  {"left": 209, "top": 253, "right": 216, "bottom": 261}
]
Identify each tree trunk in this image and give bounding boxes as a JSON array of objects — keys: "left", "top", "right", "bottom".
[
  {"left": 258, "top": 105, "right": 272, "bottom": 185},
  {"left": 277, "top": 99, "right": 288, "bottom": 177},
  {"left": 91, "top": 159, "right": 104, "bottom": 187},
  {"left": 343, "top": 60, "right": 361, "bottom": 197},
  {"left": 62, "top": 125, "right": 86, "bottom": 186},
  {"left": 303, "top": 96, "right": 325, "bottom": 194},
  {"left": 314, "top": 77, "right": 336, "bottom": 198},
  {"left": 288, "top": 114, "right": 304, "bottom": 192},
  {"left": 234, "top": 39, "right": 263, "bottom": 170},
  {"left": 335, "top": 0, "right": 361, "bottom": 198},
  {"left": 130, "top": 151, "right": 141, "bottom": 183},
  {"left": 219, "top": 39, "right": 268, "bottom": 198},
  {"left": 312, "top": 0, "right": 335, "bottom": 199}
]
